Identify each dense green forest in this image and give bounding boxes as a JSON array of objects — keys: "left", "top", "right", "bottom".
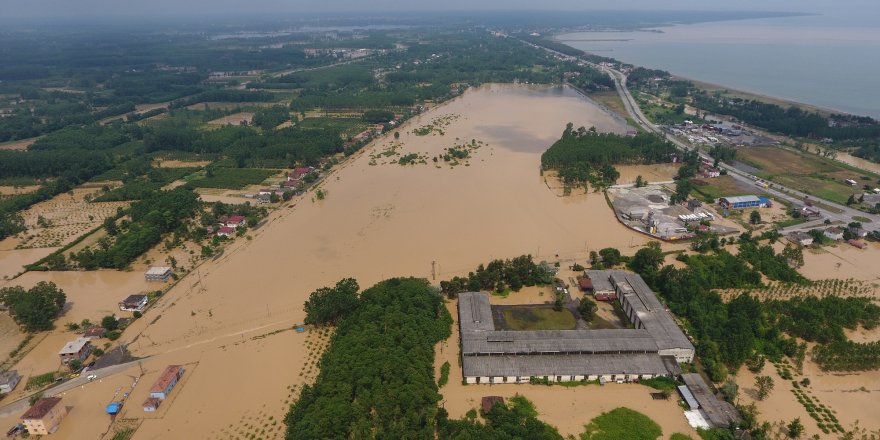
[
  {"left": 541, "top": 123, "right": 677, "bottom": 188},
  {"left": 0, "top": 281, "right": 66, "bottom": 332},
  {"left": 631, "top": 238, "right": 879, "bottom": 380},
  {"left": 691, "top": 91, "right": 880, "bottom": 142},
  {"left": 284, "top": 277, "right": 452, "bottom": 439}
]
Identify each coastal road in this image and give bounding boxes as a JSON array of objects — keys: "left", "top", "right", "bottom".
[
  {"left": 600, "top": 65, "right": 880, "bottom": 232},
  {"left": 521, "top": 36, "right": 880, "bottom": 230}
]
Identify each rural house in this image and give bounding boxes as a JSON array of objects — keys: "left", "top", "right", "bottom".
[
  {"left": 58, "top": 338, "right": 92, "bottom": 364},
  {"left": 824, "top": 227, "right": 844, "bottom": 241},
  {"left": 21, "top": 397, "right": 67, "bottom": 436},
  {"left": 119, "top": 294, "right": 148, "bottom": 312},
  {"left": 0, "top": 370, "right": 21, "bottom": 394},
  {"left": 787, "top": 231, "right": 814, "bottom": 247},
  {"left": 149, "top": 365, "right": 185, "bottom": 400},
  {"left": 145, "top": 266, "right": 172, "bottom": 282}
]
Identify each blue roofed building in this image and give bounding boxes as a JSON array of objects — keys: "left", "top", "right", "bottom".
[{"left": 719, "top": 195, "right": 770, "bottom": 210}]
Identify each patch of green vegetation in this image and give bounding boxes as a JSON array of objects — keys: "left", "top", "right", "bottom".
[
  {"left": 186, "top": 168, "right": 277, "bottom": 189},
  {"left": 639, "top": 376, "right": 679, "bottom": 391},
  {"left": 580, "top": 407, "right": 662, "bottom": 440},
  {"left": 670, "top": 434, "right": 694, "bottom": 440},
  {"left": 438, "top": 361, "right": 450, "bottom": 388},
  {"left": 25, "top": 372, "right": 56, "bottom": 390},
  {"left": 502, "top": 307, "right": 576, "bottom": 331},
  {"left": 852, "top": 215, "right": 872, "bottom": 223}
]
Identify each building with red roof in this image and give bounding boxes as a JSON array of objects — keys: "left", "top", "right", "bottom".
[
  {"left": 150, "top": 365, "right": 185, "bottom": 400},
  {"left": 225, "top": 215, "right": 246, "bottom": 228},
  {"left": 21, "top": 397, "right": 67, "bottom": 435}
]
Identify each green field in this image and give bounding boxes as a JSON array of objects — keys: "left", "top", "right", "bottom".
[
  {"left": 737, "top": 146, "right": 879, "bottom": 206},
  {"left": 187, "top": 168, "right": 278, "bottom": 189},
  {"left": 501, "top": 307, "right": 576, "bottom": 331},
  {"left": 581, "top": 407, "right": 662, "bottom": 440},
  {"left": 690, "top": 176, "right": 752, "bottom": 203}
]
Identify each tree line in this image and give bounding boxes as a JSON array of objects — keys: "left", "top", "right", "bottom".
[
  {"left": 284, "top": 277, "right": 452, "bottom": 439},
  {"left": 541, "top": 123, "right": 677, "bottom": 189},
  {"left": 439, "top": 255, "right": 554, "bottom": 296}
]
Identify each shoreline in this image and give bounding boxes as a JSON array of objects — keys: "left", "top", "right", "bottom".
[{"left": 551, "top": 33, "right": 875, "bottom": 120}]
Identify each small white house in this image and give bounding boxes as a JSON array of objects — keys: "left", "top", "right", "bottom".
[{"left": 824, "top": 227, "right": 844, "bottom": 241}]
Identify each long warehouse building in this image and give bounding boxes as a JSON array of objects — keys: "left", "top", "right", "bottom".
[{"left": 458, "top": 270, "right": 694, "bottom": 384}]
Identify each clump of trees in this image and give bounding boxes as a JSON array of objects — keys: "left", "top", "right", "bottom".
[
  {"left": 284, "top": 277, "right": 452, "bottom": 439},
  {"left": 578, "top": 297, "right": 597, "bottom": 322},
  {"left": 303, "top": 278, "right": 360, "bottom": 326},
  {"left": 541, "top": 123, "right": 676, "bottom": 189},
  {"left": 0, "top": 282, "right": 66, "bottom": 332},
  {"left": 438, "top": 395, "right": 563, "bottom": 439},
  {"left": 72, "top": 188, "right": 200, "bottom": 269},
  {"left": 439, "top": 255, "right": 553, "bottom": 297}
]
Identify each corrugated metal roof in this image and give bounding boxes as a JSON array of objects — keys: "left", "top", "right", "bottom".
[
  {"left": 720, "top": 195, "right": 761, "bottom": 205},
  {"left": 463, "top": 353, "right": 670, "bottom": 377},
  {"left": 678, "top": 385, "right": 699, "bottom": 410}
]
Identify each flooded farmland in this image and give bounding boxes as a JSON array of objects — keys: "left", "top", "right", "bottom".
[{"left": 0, "top": 84, "right": 651, "bottom": 438}]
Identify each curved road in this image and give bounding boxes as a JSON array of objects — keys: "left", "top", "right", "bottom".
[
  {"left": 521, "top": 37, "right": 879, "bottom": 232},
  {"left": 601, "top": 66, "right": 880, "bottom": 233}
]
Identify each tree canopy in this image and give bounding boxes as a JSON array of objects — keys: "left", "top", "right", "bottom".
[{"left": 0, "top": 282, "right": 66, "bottom": 332}]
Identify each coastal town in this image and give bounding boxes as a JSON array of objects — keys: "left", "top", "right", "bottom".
[{"left": 1, "top": 8, "right": 879, "bottom": 440}]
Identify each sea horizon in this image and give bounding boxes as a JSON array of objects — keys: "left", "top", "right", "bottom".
[{"left": 557, "top": 12, "right": 880, "bottom": 119}]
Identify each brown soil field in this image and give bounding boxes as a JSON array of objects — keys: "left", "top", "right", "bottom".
[
  {"left": 187, "top": 102, "right": 276, "bottom": 111},
  {"left": 151, "top": 159, "right": 211, "bottom": 168},
  {"left": 0, "top": 185, "right": 40, "bottom": 196},
  {"left": 0, "top": 137, "right": 37, "bottom": 151},
  {"left": 13, "top": 187, "right": 129, "bottom": 249},
  {"left": 135, "top": 102, "right": 169, "bottom": 113},
  {"left": 207, "top": 112, "right": 255, "bottom": 126},
  {"left": 616, "top": 163, "right": 681, "bottom": 185}
]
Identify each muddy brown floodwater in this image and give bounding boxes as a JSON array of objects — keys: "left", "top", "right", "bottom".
[{"left": 0, "top": 84, "right": 659, "bottom": 439}]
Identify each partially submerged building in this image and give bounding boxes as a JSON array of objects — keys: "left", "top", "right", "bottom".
[
  {"left": 680, "top": 373, "right": 742, "bottom": 428},
  {"left": 58, "top": 338, "right": 92, "bottom": 364},
  {"left": 458, "top": 271, "right": 694, "bottom": 384},
  {"left": 0, "top": 370, "right": 21, "bottom": 394},
  {"left": 21, "top": 397, "right": 67, "bottom": 436},
  {"left": 149, "top": 365, "right": 185, "bottom": 400},
  {"left": 145, "top": 266, "right": 172, "bottom": 282},
  {"left": 119, "top": 294, "right": 148, "bottom": 312}
]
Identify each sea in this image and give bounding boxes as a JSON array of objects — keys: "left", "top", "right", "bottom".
[{"left": 557, "top": 11, "right": 880, "bottom": 118}]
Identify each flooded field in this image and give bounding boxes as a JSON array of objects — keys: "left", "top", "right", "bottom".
[{"left": 0, "top": 84, "right": 656, "bottom": 438}]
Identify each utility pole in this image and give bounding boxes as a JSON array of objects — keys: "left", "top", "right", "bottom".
[{"left": 431, "top": 261, "right": 436, "bottom": 281}]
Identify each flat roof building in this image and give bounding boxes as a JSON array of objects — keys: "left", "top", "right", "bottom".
[
  {"left": 0, "top": 370, "right": 21, "bottom": 394},
  {"left": 719, "top": 195, "right": 769, "bottom": 210},
  {"left": 458, "top": 271, "right": 694, "bottom": 385},
  {"left": 58, "top": 337, "right": 92, "bottom": 364},
  {"left": 145, "top": 266, "right": 172, "bottom": 282},
  {"left": 21, "top": 397, "right": 67, "bottom": 436}
]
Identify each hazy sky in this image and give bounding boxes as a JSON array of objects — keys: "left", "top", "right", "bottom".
[{"left": 1, "top": 0, "right": 872, "bottom": 19}]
